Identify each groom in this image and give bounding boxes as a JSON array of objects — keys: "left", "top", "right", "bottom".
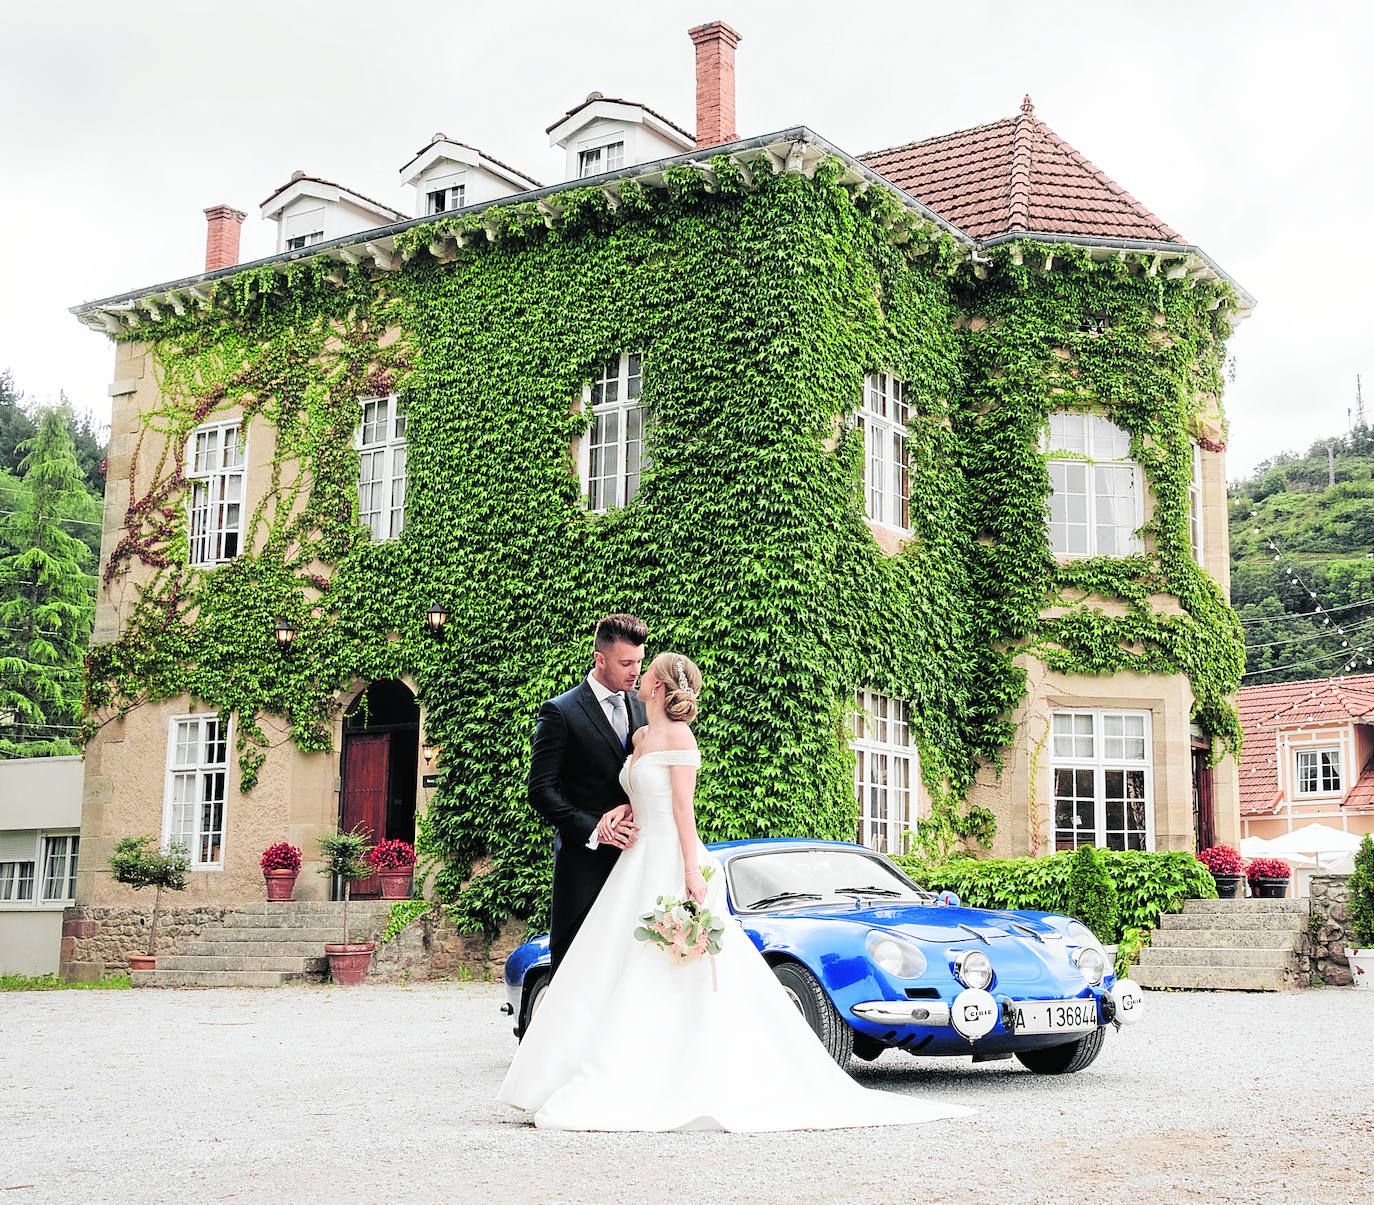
[{"left": 528, "top": 613, "right": 648, "bottom": 975}]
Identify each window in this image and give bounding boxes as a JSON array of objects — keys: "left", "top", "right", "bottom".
[
  {"left": 851, "top": 689, "right": 917, "bottom": 854},
  {"left": 1295, "top": 748, "right": 1342, "bottom": 796},
  {"left": 1188, "top": 443, "right": 1205, "bottom": 564},
  {"left": 426, "top": 184, "right": 465, "bottom": 214},
  {"left": 0, "top": 858, "right": 34, "bottom": 901},
  {"left": 857, "top": 373, "right": 911, "bottom": 532},
  {"left": 357, "top": 395, "right": 408, "bottom": 540},
  {"left": 164, "top": 715, "right": 229, "bottom": 870},
  {"left": 187, "top": 421, "right": 246, "bottom": 566},
  {"left": 1044, "top": 412, "right": 1141, "bottom": 558},
  {"left": 1051, "top": 710, "right": 1152, "bottom": 851},
  {"left": 582, "top": 354, "right": 645, "bottom": 512},
  {"left": 286, "top": 231, "right": 324, "bottom": 251},
  {"left": 41, "top": 835, "right": 79, "bottom": 901},
  {"left": 578, "top": 141, "right": 624, "bottom": 177}
]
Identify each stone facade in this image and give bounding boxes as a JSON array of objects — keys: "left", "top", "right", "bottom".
[
  {"left": 1299, "top": 874, "right": 1355, "bottom": 988},
  {"left": 60, "top": 903, "right": 230, "bottom": 978}
]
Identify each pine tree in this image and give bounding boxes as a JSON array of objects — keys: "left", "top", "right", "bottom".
[{"left": 0, "top": 410, "right": 96, "bottom": 756}]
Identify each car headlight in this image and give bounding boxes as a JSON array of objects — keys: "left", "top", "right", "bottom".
[
  {"left": 953, "top": 949, "right": 993, "bottom": 990},
  {"left": 1074, "top": 945, "right": 1106, "bottom": 986},
  {"left": 866, "top": 931, "right": 927, "bottom": 979}
]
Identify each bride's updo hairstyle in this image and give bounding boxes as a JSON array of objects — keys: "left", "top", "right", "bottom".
[{"left": 649, "top": 652, "right": 702, "bottom": 724}]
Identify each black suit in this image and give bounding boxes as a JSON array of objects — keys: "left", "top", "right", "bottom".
[{"left": 528, "top": 678, "right": 647, "bottom": 972}]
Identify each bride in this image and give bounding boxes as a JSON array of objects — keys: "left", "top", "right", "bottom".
[{"left": 499, "top": 652, "right": 970, "bottom": 1132}]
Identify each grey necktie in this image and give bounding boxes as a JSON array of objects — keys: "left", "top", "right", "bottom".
[{"left": 608, "top": 692, "right": 629, "bottom": 746}]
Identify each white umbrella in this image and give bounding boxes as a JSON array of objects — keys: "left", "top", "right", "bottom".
[{"left": 1262, "top": 823, "right": 1362, "bottom": 866}]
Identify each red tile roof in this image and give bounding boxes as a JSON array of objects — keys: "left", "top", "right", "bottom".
[
  {"left": 1238, "top": 674, "right": 1374, "bottom": 816},
  {"left": 260, "top": 173, "right": 404, "bottom": 220},
  {"left": 860, "top": 96, "right": 1181, "bottom": 244},
  {"left": 399, "top": 135, "right": 542, "bottom": 188},
  {"left": 545, "top": 95, "right": 693, "bottom": 141}
]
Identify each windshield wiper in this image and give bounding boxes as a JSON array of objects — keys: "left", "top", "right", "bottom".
[
  {"left": 747, "top": 891, "right": 823, "bottom": 910},
  {"left": 833, "top": 886, "right": 902, "bottom": 897}
]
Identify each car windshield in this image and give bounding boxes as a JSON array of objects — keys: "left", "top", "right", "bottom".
[{"left": 726, "top": 848, "right": 930, "bottom": 912}]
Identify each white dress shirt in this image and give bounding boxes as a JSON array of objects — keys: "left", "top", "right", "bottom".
[{"left": 584, "top": 673, "right": 629, "bottom": 850}]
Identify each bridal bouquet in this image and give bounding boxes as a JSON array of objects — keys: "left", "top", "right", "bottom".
[{"left": 634, "top": 865, "right": 725, "bottom": 963}]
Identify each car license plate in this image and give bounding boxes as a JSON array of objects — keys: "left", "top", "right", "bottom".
[{"left": 1010, "top": 999, "right": 1099, "bottom": 1034}]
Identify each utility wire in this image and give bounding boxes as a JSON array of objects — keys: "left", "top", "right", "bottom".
[
  {"left": 1245, "top": 614, "right": 1374, "bottom": 651},
  {"left": 1243, "top": 643, "right": 1374, "bottom": 679},
  {"left": 0, "top": 507, "right": 104, "bottom": 529},
  {"left": 1238, "top": 596, "right": 1374, "bottom": 625}
]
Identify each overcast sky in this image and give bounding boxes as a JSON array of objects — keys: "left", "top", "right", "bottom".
[{"left": 3, "top": 1, "right": 1369, "bottom": 479}]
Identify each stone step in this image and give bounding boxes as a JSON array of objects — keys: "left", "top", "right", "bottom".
[
  {"left": 157, "top": 955, "right": 327, "bottom": 973},
  {"left": 1134, "top": 965, "right": 1292, "bottom": 991},
  {"left": 221, "top": 909, "right": 394, "bottom": 929},
  {"left": 131, "top": 969, "right": 311, "bottom": 989},
  {"left": 1150, "top": 927, "right": 1305, "bottom": 949},
  {"left": 210, "top": 927, "right": 370, "bottom": 943},
  {"left": 1158, "top": 912, "right": 1308, "bottom": 932},
  {"left": 1135, "top": 945, "right": 1295, "bottom": 969},
  {"left": 231, "top": 900, "right": 399, "bottom": 914},
  {"left": 182, "top": 940, "right": 340, "bottom": 958},
  {"left": 1180, "top": 898, "right": 1308, "bottom": 915}
]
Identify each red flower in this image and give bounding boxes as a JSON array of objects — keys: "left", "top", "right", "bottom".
[
  {"left": 260, "top": 842, "right": 302, "bottom": 872},
  {"left": 365, "top": 839, "right": 417, "bottom": 871},
  {"left": 1197, "top": 845, "right": 1245, "bottom": 876},
  {"left": 1246, "top": 857, "right": 1291, "bottom": 882}
]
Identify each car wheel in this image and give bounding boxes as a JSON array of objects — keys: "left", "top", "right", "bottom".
[
  {"left": 1014, "top": 1026, "right": 1106, "bottom": 1075},
  {"left": 772, "top": 960, "right": 852, "bottom": 1069},
  {"left": 517, "top": 972, "right": 550, "bottom": 1041}
]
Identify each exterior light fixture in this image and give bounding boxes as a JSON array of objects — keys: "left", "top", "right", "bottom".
[
  {"left": 273, "top": 616, "right": 298, "bottom": 651},
  {"left": 426, "top": 602, "right": 449, "bottom": 633},
  {"left": 422, "top": 742, "right": 438, "bottom": 764}
]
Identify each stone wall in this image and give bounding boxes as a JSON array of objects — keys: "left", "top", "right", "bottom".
[
  {"left": 60, "top": 904, "right": 230, "bottom": 979},
  {"left": 370, "top": 910, "right": 526, "bottom": 984},
  {"left": 1299, "top": 875, "right": 1354, "bottom": 987}
]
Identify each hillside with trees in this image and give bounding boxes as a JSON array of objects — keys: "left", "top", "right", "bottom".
[
  {"left": 1229, "top": 420, "right": 1374, "bottom": 684},
  {"left": 0, "top": 370, "right": 105, "bottom": 756}
]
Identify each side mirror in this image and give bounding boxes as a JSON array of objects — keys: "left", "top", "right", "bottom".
[{"left": 938, "top": 890, "right": 961, "bottom": 908}]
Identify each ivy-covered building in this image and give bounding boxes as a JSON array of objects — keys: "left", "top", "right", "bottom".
[{"left": 69, "top": 22, "right": 1250, "bottom": 924}]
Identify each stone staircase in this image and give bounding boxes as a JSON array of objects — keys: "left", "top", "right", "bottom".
[
  {"left": 131, "top": 900, "right": 395, "bottom": 988},
  {"left": 1133, "top": 897, "right": 1308, "bottom": 991}
]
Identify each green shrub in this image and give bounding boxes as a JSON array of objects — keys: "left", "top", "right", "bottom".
[
  {"left": 892, "top": 847, "right": 1216, "bottom": 943},
  {"left": 107, "top": 835, "right": 191, "bottom": 957},
  {"left": 1114, "top": 927, "right": 1151, "bottom": 979},
  {"left": 1065, "top": 845, "right": 1121, "bottom": 942},
  {"left": 1349, "top": 834, "right": 1374, "bottom": 949}
]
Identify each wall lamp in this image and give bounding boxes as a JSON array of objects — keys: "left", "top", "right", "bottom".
[
  {"left": 273, "top": 616, "right": 298, "bottom": 652},
  {"left": 422, "top": 742, "right": 439, "bottom": 764},
  {"left": 426, "top": 601, "right": 449, "bottom": 634}
]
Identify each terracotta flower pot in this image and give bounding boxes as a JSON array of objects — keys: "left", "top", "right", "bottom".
[
  {"left": 1251, "top": 876, "right": 1289, "bottom": 899},
  {"left": 263, "top": 868, "right": 300, "bottom": 902},
  {"left": 128, "top": 954, "right": 156, "bottom": 972},
  {"left": 1212, "top": 873, "right": 1243, "bottom": 899},
  {"left": 324, "top": 942, "right": 376, "bottom": 985},
  {"left": 376, "top": 869, "right": 414, "bottom": 900}
]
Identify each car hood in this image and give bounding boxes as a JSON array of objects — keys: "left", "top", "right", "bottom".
[{"left": 756, "top": 900, "right": 1066, "bottom": 945}]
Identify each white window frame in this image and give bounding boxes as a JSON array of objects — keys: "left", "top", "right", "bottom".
[
  {"left": 0, "top": 830, "right": 79, "bottom": 909},
  {"left": 161, "top": 714, "right": 231, "bottom": 872},
  {"left": 1051, "top": 709, "right": 1155, "bottom": 852},
  {"left": 1188, "top": 442, "right": 1205, "bottom": 565},
  {"left": 426, "top": 184, "right": 465, "bottom": 214},
  {"left": 286, "top": 230, "right": 324, "bottom": 251},
  {"left": 1295, "top": 747, "right": 1343, "bottom": 798},
  {"left": 1043, "top": 412, "right": 1143, "bottom": 558},
  {"left": 579, "top": 354, "right": 645, "bottom": 513},
  {"left": 356, "top": 394, "right": 408, "bottom": 541},
  {"left": 187, "top": 420, "right": 247, "bottom": 567},
  {"left": 578, "top": 140, "right": 625, "bottom": 178},
  {"left": 850, "top": 689, "right": 918, "bottom": 855},
  {"left": 858, "top": 372, "right": 911, "bottom": 533}
]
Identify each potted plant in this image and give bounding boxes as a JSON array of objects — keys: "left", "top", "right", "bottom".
[
  {"left": 107, "top": 836, "right": 191, "bottom": 971},
  {"left": 366, "top": 839, "right": 417, "bottom": 899},
  {"left": 1197, "top": 844, "right": 1246, "bottom": 899},
  {"left": 317, "top": 827, "right": 376, "bottom": 985},
  {"left": 1246, "top": 856, "right": 1292, "bottom": 899},
  {"left": 1347, "top": 834, "right": 1374, "bottom": 991},
  {"left": 260, "top": 842, "right": 303, "bottom": 901}
]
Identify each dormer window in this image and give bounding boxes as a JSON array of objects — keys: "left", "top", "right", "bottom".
[
  {"left": 260, "top": 173, "right": 404, "bottom": 255},
  {"left": 286, "top": 231, "right": 324, "bottom": 251},
  {"left": 426, "top": 184, "right": 465, "bottom": 215},
  {"left": 578, "top": 142, "right": 624, "bottom": 177}
]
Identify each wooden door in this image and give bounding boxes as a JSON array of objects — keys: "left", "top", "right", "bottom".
[
  {"left": 1191, "top": 747, "right": 1216, "bottom": 853},
  {"left": 341, "top": 733, "right": 389, "bottom": 898}
]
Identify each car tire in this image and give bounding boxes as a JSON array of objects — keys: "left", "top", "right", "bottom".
[
  {"left": 772, "top": 960, "right": 852, "bottom": 1069},
  {"left": 1014, "top": 1026, "right": 1106, "bottom": 1075},
  {"left": 517, "top": 972, "right": 550, "bottom": 1041}
]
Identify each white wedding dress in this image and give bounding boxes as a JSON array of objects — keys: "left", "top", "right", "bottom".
[{"left": 498, "top": 749, "right": 971, "bottom": 1132}]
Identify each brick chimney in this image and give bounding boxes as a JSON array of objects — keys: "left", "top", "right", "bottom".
[
  {"left": 688, "top": 20, "right": 742, "bottom": 149},
  {"left": 203, "top": 204, "right": 247, "bottom": 272}
]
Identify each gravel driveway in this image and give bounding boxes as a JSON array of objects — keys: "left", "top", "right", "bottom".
[{"left": 4, "top": 983, "right": 1370, "bottom": 1204}]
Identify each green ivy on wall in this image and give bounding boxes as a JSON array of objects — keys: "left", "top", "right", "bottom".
[{"left": 83, "top": 154, "right": 1243, "bottom": 934}]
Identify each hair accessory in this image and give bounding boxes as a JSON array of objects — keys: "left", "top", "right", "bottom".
[{"left": 674, "top": 656, "right": 696, "bottom": 698}]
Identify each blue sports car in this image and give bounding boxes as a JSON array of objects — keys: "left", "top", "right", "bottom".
[{"left": 503, "top": 838, "right": 1143, "bottom": 1075}]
